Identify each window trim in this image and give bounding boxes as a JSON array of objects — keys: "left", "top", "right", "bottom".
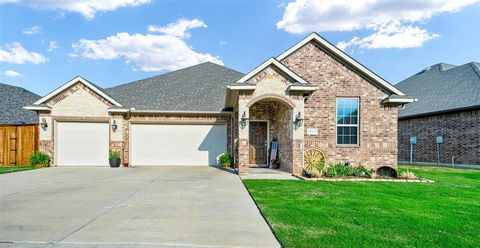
[{"left": 336, "top": 97, "right": 360, "bottom": 146}]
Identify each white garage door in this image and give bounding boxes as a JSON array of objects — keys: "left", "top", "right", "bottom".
[
  {"left": 130, "top": 124, "right": 227, "bottom": 166},
  {"left": 56, "top": 122, "right": 109, "bottom": 166}
]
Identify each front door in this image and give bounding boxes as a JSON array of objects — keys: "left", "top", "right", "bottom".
[{"left": 249, "top": 121, "right": 268, "bottom": 165}]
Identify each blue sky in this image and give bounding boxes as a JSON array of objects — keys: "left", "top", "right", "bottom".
[{"left": 0, "top": 0, "right": 479, "bottom": 96}]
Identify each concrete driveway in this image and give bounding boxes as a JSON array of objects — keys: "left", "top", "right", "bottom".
[{"left": 0, "top": 166, "right": 280, "bottom": 248}]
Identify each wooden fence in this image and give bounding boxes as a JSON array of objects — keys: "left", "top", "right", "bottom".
[{"left": 0, "top": 124, "right": 39, "bottom": 166}]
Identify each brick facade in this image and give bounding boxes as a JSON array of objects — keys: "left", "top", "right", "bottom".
[
  {"left": 398, "top": 109, "right": 480, "bottom": 165},
  {"left": 281, "top": 42, "right": 398, "bottom": 169}
]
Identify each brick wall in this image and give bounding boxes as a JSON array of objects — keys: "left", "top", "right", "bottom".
[
  {"left": 398, "top": 109, "right": 480, "bottom": 165},
  {"left": 281, "top": 41, "right": 398, "bottom": 169}
]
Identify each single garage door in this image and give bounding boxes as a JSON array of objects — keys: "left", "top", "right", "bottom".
[
  {"left": 130, "top": 124, "right": 227, "bottom": 166},
  {"left": 56, "top": 122, "right": 109, "bottom": 166}
]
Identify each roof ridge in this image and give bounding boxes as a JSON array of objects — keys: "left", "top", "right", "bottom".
[
  {"left": 469, "top": 62, "right": 480, "bottom": 79},
  {"left": 0, "top": 83, "right": 40, "bottom": 97},
  {"left": 107, "top": 62, "right": 243, "bottom": 90}
]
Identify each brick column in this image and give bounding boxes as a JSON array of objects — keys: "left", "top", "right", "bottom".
[{"left": 238, "top": 100, "right": 250, "bottom": 174}]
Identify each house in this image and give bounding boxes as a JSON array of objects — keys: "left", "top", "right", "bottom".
[
  {"left": 1, "top": 83, "right": 39, "bottom": 125},
  {"left": 396, "top": 62, "right": 480, "bottom": 166},
  {"left": 1, "top": 83, "right": 40, "bottom": 165},
  {"left": 25, "top": 33, "right": 413, "bottom": 174}
]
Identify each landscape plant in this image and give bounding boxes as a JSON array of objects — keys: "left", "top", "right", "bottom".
[
  {"left": 109, "top": 150, "right": 120, "bottom": 159},
  {"left": 219, "top": 152, "right": 232, "bottom": 167},
  {"left": 30, "top": 151, "right": 50, "bottom": 167}
]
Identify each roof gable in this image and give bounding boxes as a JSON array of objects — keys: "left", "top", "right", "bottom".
[
  {"left": 277, "top": 33, "right": 405, "bottom": 96},
  {"left": 34, "top": 76, "right": 122, "bottom": 107},
  {"left": 237, "top": 58, "right": 309, "bottom": 85}
]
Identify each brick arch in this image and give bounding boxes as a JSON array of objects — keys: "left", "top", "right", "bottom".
[{"left": 246, "top": 94, "right": 296, "bottom": 108}]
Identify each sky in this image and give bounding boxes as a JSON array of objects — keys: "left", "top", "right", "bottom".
[{"left": 0, "top": 0, "right": 479, "bottom": 96}]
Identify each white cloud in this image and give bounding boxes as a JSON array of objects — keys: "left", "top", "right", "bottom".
[
  {"left": 337, "top": 22, "right": 440, "bottom": 50},
  {"left": 277, "top": 0, "right": 480, "bottom": 49},
  {"left": 3, "top": 0, "right": 151, "bottom": 20},
  {"left": 147, "top": 19, "right": 207, "bottom": 38},
  {"left": 4, "top": 70, "right": 24, "bottom": 77},
  {"left": 71, "top": 19, "right": 223, "bottom": 72},
  {"left": 47, "top": 40, "right": 59, "bottom": 52},
  {"left": 22, "top": 25, "right": 42, "bottom": 35},
  {"left": 0, "top": 42, "right": 48, "bottom": 64},
  {"left": 219, "top": 41, "right": 228, "bottom": 46}
]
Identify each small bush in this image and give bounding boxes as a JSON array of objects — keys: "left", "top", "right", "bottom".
[
  {"left": 316, "top": 160, "right": 325, "bottom": 173},
  {"left": 219, "top": 152, "right": 232, "bottom": 167},
  {"left": 30, "top": 151, "right": 50, "bottom": 167},
  {"left": 399, "top": 169, "right": 417, "bottom": 180},
  {"left": 324, "top": 165, "right": 338, "bottom": 178},
  {"left": 109, "top": 150, "right": 120, "bottom": 159},
  {"left": 323, "top": 163, "right": 375, "bottom": 178},
  {"left": 352, "top": 166, "right": 374, "bottom": 178}
]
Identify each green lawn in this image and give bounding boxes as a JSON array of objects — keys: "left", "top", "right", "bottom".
[
  {"left": 0, "top": 166, "right": 35, "bottom": 174},
  {"left": 244, "top": 166, "right": 480, "bottom": 248}
]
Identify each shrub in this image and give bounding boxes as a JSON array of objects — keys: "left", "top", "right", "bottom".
[
  {"left": 316, "top": 160, "right": 325, "bottom": 173},
  {"left": 30, "top": 151, "right": 50, "bottom": 167},
  {"left": 399, "top": 169, "right": 417, "bottom": 180},
  {"left": 352, "top": 166, "right": 374, "bottom": 178},
  {"left": 219, "top": 152, "right": 232, "bottom": 167},
  {"left": 109, "top": 150, "right": 120, "bottom": 159},
  {"left": 324, "top": 165, "right": 338, "bottom": 178}
]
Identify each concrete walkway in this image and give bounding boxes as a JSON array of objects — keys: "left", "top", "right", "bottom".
[
  {"left": 241, "top": 167, "right": 299, "bottom": 180},
  {"left": 0, "top": 166, "right": 280, "bottom": 248}
]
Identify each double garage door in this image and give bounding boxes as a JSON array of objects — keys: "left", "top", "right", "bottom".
[{"left": 55, "top": 122, "right": 226, "bottom": 166}]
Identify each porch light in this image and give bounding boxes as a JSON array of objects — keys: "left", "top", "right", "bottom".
[
  {"left": 112, "top": 120, "right": 118, "bottom": 132},
  {"left": 240, "top": 111, "right": 249, "bottom": 128},
  {"left": 294, "top": 112, "right": 303, "bottom": 128},
  {"left": 40, "top": 118, "right": 48, "bottom": 130}
]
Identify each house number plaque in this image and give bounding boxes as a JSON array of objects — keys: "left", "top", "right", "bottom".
[{"left": 307, "top": 128, "right": 318, "bottom": 135}]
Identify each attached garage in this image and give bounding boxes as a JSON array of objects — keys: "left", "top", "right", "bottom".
[
  {"left": 56, "top": 122, "right": 109, "bottom": 166},
  {"left": 130, "top": 123, "right": 227, "bottom": 166}
]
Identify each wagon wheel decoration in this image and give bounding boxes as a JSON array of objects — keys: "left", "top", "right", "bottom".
[{"left": 303, "top": 148, "right": 326, "bottom": 174}]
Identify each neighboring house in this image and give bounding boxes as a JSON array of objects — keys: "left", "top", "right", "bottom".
[
  {"left": 0, "top": 83, "right": 40, "bottom": 165},
  {"left": 25, "top": 33, "right": 413, "bottom": 174},
  {"left": 396, "top": 62, "right": 480, "bottom": 165},
  {"left": 1, "top": 83, "right": 39, "bottom": 125}
]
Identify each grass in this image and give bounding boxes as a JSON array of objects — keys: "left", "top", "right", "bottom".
[
  {"left": 0, "top": 165, "right": 36, "bottom": 174},
  {"left": 244, "top": 165, "right": 480, "bottom": 248}
]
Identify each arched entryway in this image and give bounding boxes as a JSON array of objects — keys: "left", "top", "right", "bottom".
[{"left": 236, "top": 93, "right": 301, "bottom": 174}]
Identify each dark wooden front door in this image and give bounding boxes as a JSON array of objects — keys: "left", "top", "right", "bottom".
[{"left": 249, "top": 121, "right": 268, "bottom": 165}]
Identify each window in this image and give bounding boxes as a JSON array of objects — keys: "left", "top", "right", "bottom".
[{"left": 336, "top": 98, "right": 359, "bottom": 145}]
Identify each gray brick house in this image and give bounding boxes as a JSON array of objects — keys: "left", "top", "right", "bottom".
[
  {"left": 396, "top": 62, "right": 480, "bottom": 166},
  {"left": 26, "top": 33, "right": 413, "bottom": 174}
]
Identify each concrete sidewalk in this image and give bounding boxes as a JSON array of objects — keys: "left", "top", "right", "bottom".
[{"left": 0, "top": 166, "right": 280, "bottom": 248}]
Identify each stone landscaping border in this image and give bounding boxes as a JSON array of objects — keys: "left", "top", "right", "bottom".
[{"left": 294, "top": 175, "right": 434, "bottom": 183}]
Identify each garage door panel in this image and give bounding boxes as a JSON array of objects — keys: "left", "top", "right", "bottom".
[
  {"left": 56, "top": 122, "right": 109, "bottom": 166},
  {"left": 131, "top": 124, "right": 227, "bottom": 166}
]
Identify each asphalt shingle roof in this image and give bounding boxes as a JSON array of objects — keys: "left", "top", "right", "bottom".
[
  {"left": 396, "top": 62, "right": 480, "bottom": 118},
  {"left": 106, "top": 62, "right": 244, "bottom": 112},
  {"left": 0, "top": 83, "right": 40, "bottom": 124}
]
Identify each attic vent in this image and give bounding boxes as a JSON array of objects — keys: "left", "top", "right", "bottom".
[{"left": 423, "top": 66, "right": 431, "bottom": 72}]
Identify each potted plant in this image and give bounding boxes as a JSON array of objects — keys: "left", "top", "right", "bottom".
[
  {"left": 108, "top": 150, "right": 121, "bottom": 168},
  {"left": 271, "top": 158, "right": 280, "bottom": 169},
  {"left": 218, "top": 152, "right": 232, "bottom": 168}
]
